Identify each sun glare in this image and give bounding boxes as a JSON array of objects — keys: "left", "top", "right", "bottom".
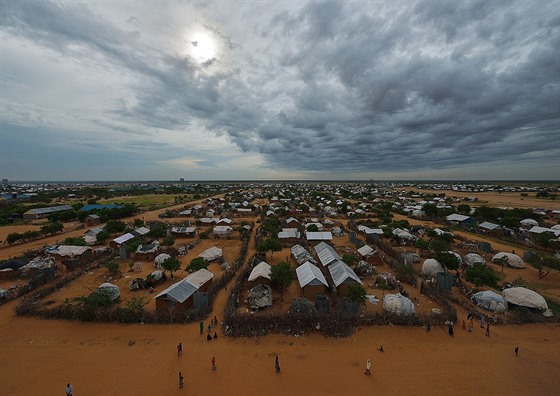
[{"left": 189, "top": 32, "right": 216, "bottom": 63}]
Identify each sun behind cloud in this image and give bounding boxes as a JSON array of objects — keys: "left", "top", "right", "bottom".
[{"left": 188, "top": 32, "right": 216, "bottom": 64}]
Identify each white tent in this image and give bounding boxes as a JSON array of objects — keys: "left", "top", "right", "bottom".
[
  {"left": 248, "top": 262, "right": 271, "bottom": 282},
  {"left": 502, "top": 287, "right": 548, "bottom": 311},
  {"left": 520, "top": 218, "right": 538, "bottom": 228},
  {"left": 198, "top": 246, "right": 223, "bottom": 261},
  {"left": 422, "top": 259, "right": 444, "bottom": 276},
  {"left": 464, "top": 253, "right": 486, "bottom": 266},
  {"left": 383, "top": 294, "right": 415, "bottom": 315},
  {"left": 471, "top": 290, "right": 507, "bottom": 313},
  {"left": 154, "top": 253, "right": 171, "bottom": 269},
  {"left": 492, "top": 252, "right": 525, "bottom": 269},
  {"left": 96, "top": 282, "right": 120, "bottom": 301}
]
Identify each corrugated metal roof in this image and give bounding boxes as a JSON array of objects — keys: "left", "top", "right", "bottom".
[
  {"left": 296, "top": 261, "right": 328, "bottom": 288},
  {"left": 357, "top": 245, "right": 374, "bottom": 257},
  {"left": 314, "top": 242, "right": 340, "bottom": 266},
  {"left": 479, "top": 221, "right": 501, "bottom": 230},
  {"left": 306, "top": 231, "right": 333, "bottom": 241},
  {"left": 186, "top": 268, "right": 214, "bottom": 287},
  {"left": 28, "top": 205, "right": 73, "bottom": 215},
  {"left": 328, "top": 260, "right": 362, "bottom": 287},
  {"left": 134, "top": 226, "right": 150, "bottom": 236},
  {"left": 154, "top": 278, "right": 198, "bottom": 303},
  {"left": 446, "top": 213, "right": 471, "bottom": 222},
  {"left": 113, "top": 233, "right": 135, "bottom": 244},
  {"left": 278, "top": 228, "right": 300, "bottom": 239},
  {"left": 171, "top": 226, "right": 196, "bottom": 233}
]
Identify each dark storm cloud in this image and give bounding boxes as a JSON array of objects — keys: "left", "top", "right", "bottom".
[{"left": 1, "top": 0, "right": 558, "bottom": 179}]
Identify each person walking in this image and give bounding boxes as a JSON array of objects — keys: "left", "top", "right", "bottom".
[
  {"left": 275, "top": 355, "right": 281, "bottom": 373},
  {"left": 480, "top": 314, "right": 486, "bottom": 329},
  {"left": 65, "top": 383, "right": 73, "bottom": 396},
  {"left": 364, "top": 359, "right": 372, "bottom": 375},
  {"left": 515, "top": 346, "right": 519, "bottom": 356},
  {"left": 462, "top": 320, "right": 466, "bottom": 330},
  {"left": 178, "top": 372, "right": 184, "bottom": 389},
  {"left": 199, "top": 321, "right": 204, "bottom": 334},
  {"left": 212, "top": 356, "right": 216, "bottom": 371},
  {"left": 177, "top": 342, "right": 183, "bottom": 356},
  {"left": 486, "top": 323, "right": 490, "bottom": 337},
  {"left": 447, "top": 321, "right": 454, "bottom": 337},
  {"left": 467, "top": 318, "right": 473, "bottom": 332}
]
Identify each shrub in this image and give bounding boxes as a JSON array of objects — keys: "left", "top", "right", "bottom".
[
  {"left": 465, "top": 264, "right": 499, "bottom": 288},
  {"left": 185, "top": 257, "right": 209, "bottom": 272}
]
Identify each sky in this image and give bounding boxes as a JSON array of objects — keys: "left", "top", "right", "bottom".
[{"left": 1, "top": 0, "right": 559, "bottom": 181}]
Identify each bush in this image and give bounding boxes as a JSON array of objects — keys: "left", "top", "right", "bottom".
[
  {"left": 465, "top": 264, "right": 499, "bottom": 288},
  {"left": 185, "top": 257, "right": 209, "bottom": 273}
]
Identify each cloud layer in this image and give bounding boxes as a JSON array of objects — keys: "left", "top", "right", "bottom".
[{"left": 1, "top": 1, "right": 559, "bottom": 180}]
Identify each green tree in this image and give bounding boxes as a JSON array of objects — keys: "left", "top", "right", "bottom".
[
  {"left": 415, "top": 239, "right": 430, "bottom": 252},
  {"left": 262, "top": 217, "right": 282, "bottom": 236},
  {"left": 125, "top": 295, "right": 149, "bottom": 322},
  {"left": 430, "top": 238, "right": 451, "bottom": 252},
  {"left": 499, "top": 217, "right": 518, "bottom": 228},
  {"left": 306, "top": 224, "right": 319, "bottom": 232},
  {"left": 162, "top": 256, "right": 181, "bottom": 278},
  {"left": 105, "top": 220, "right": 127, "bottom": 235},
  {"left": 256, "top": 238, "right": 282, "bottom": 258},
  {"left": 96, "top": 230, "right": 110, "bottom": 243},
  {"left": 270, "top": 261, "right": 293, "bottom": 301},
  {"left": 40, "top": 221, "right": 64, "bottom": 236},
  {"left": 148, "top": 223, "right": 167, "bottom": 240},
  {"left": 6, "top": 232, "right": 22, "bottom": 245},
  {"left": 465, "top": 264, "right": 499, "bottom": 287},
  {"left": 435, "top": 251, "right": 460, "bottom": 271},
  {"left": 162, "top": 235, "right": 176, "bottom": 247},
  {"left": 346, "top": 283, "right": 367, "bottom": 305},
  {"left": 64, "top": 236, "right": 87, "bottom": 246},
  {"left": 422, "top": 203, "right": 439, "bottom": 218},
  {"left": 132, "top": 218, "right": 145, "bottom": 228},
  {"left": 457, "top": 204, "right": 471, "bottom": 215},
  {"left": 21, "top": 230, "right": 41, "bottom": 242},
  {"left": 342, "top": 253, "right": 359, "bottom": 267},
  {"left": 105, "top": 260, "right": 121, "bottom": 276},
  {"left": 185, "top": 257, "right": 209, "bottom": 273},
  {"left": 532, "top": 231, "right": 556, "bottom": 250}
]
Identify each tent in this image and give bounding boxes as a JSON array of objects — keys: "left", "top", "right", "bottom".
[
  {"left": 248, "top": 262, "right": 271, "bottom": 282},
  {"left": 289, "top": 298, "right": 316, "bottom": 314},
  {"left": 383, "top": 294, "right": 415, "bottom": 315},
  {"left": 502, "top": 287, "right": 548, "bottom": 311},
  {"left": 154, "top": 253, "right": 171, "bottom": 269},
  {"left": 492, "top": 252, "right": 525, "bottom": 269},
  {"left": 247, "top": 284, "right": 273, "bottom": 309},
  {"left": 198, "top": 246, "right": 223, "bottom": 261},
  {"left": 464, "top": 253, "right": 486, "bottom": 267},
  {"left": 95, "top": 283, "right": 120, "bottom": 301},
  {"left": 471, "top": 290, "right": 507, "bottom": 313},
  {"left": 520, "top": 218, "right": 538, "bottom": 228},
  {"left": 422, "top": 259, "right": 444, "bottom": 276}
]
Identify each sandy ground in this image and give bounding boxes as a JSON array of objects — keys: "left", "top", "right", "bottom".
[{"left": 1, "top": 193, "right": 560, "bottom": 395}]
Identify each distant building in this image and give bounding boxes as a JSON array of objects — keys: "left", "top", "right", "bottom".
[{"left": 23, "top": 205, "right": 73, "bottom": 219}]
